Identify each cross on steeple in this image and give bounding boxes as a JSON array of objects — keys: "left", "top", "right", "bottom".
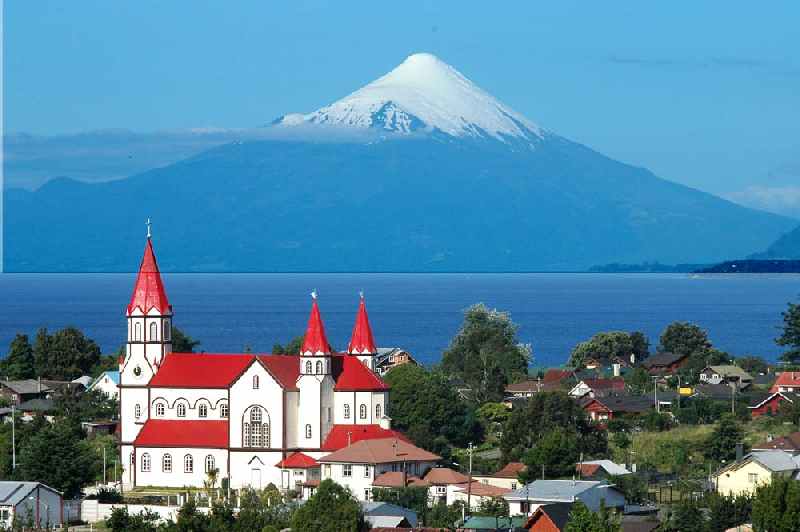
[{"left": 146, "top": 218, "right": 152, "bottom": 239}]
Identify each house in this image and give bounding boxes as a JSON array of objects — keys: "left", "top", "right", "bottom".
[
  {"left": 362, "top": 501, "right": 419, "bottom": 528},
  {"left": 16, "top": 398, "right": 56, "bottom": 421},
  {"left": 751, "top": 432, "right": 800, "bottom": 454},
  {"left": 575, "top": 460, "right": 631, "bottom": 479},
  {"left": 424, "top": 467, "right": 470, "bottom": 505},
  {"left": 640, "top": 352, "right": 689, "bottom": 375},
  {"left": 770, "top": 372, "right": 800, "bottom": 393},
  {"left": 81, "top": 420, "right": 118, "bottom": 437},
  {"left": 451, "top": 481, "right": 511, "bottom": 510},
  {"left": 72, "top": 375, "right": 94, "bottom": 389},
  {"left": 542, "top": 370, "right": 575, "bottom": 388},
  {"left": 0, "top": 380, "right": 52, "bottom": 406},
  {"left": 474, "top": 462, "right": 527, "bottom": 490},
  {"left": 374, "top": 348, "right": 418, "bottom": 376},
  {"left": 581, "top": 395, "right": 653, "bottom": 423},
  {"left": 691, "top": 383, "right": 736, "bottom": 401},
  {"left": 275, "top": 452, "right": 320, "bottom": 493},
  {"left": 748, "top": 391, "right": 800, "bottom": 418},
  {"left": 0, "top": 481, "right": 63, "bottom": 530},
  {"left": 568, "top": 378, "right": 625, "bottom": 399},
  {"left": 89, "top": 371, "right": 120, "bottom": 399},
  {"left": 699, "top": 366, "right": 753, "bottom": 389},
  {"left": 523, "top": 502, "right": 572, "bottom": 531},
  {"left": 318, "top": 437, "right": 440, "bottom": 501},
  {"left": 712, "top": 450, "right": 800, "bottom": 496},
  {"left": 505, "top": 380, "right": 552, "bottom": 399},
  {"left": 504, "top": 480, "right": 626, "bottom": 516}
]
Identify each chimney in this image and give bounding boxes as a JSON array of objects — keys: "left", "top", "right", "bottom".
[
  {"left": 38, "top": 376, "right": 41, "bottom": 393},
  {"left": 736, "top": 443, "right": 744, "bottom": 461},
  {"left": 379, "top": 415, "right": 392, "bottom": 430},
  {"left": 613, "top": 363, "right": 621, "bottom": 377}
]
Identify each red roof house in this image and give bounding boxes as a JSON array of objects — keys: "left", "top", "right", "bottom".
[{"left": 771, "top": 372, "right": 800, "bottom": 393}]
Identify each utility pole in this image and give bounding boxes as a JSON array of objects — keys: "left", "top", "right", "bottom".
[
  {"left": 652, "top": 377, "right": 659, "bottom": 414},
  {"left": 466, "top": 442, "right": 474, "bottom": 519},
  {"left": 103, "top": 446, "right": 107, "bottom": 485},
  {"left": 11, "top": 404, "right": 15, "bottom": 470},
  {"left": 731, "top": 382, "right": 736, "bottom": 415}
]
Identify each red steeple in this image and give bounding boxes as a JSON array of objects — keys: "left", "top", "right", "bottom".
[
  {"left": 348, "top": 293, "right": 377, "bottom": 355},
  {"left": 300, "top": 292, "right": 331, "bottom": 355},
  {"left": 127, "top": 236, "right": 171, "bottom": 315}
]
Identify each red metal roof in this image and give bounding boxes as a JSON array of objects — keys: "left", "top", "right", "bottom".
[
  {"left": 334, "top": 355, "right": 389, "bottom": 391},
  {"left": 149, "top": 353, "right": 254, "bottom": 388},
  {"left": 347, "top": 295, "right": 377, "bottom": 355},
  {"left": 275, "top": 452, "right": 319, "bottom": 469},
  {"left": 301, "top": 297, "right": 331, "bottom": 355},
  {"left": 771, "top": 372, "right": 800, "bottom": 392},
  {"left": 258, "top": 355, "right": 301, "bottom": 390},
  {"left": 134, "top": 420, "right": 228, "bottom": 448},
  {"left": 321, "top": 424, "right": 410, "bottom": 451},
  {"left": 128, "top": 238, "right": 171, "bottom": 315},
  {"left": 543, "top": 369, "right": 572, "bottom": 384}
]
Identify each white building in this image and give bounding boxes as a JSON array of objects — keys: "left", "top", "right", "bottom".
[
  {"left": 0, "top": 481, "right": 63, "bottom": 529},
  {"left": 89, "top": 371, "right": 120, "bottom": 399},
  {"left": 120, "top": 234, "right": 409, "bottom": 494}
]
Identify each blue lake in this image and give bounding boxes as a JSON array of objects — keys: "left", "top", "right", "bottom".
[{"left": 0, "top": 273, "right": 798, "bottom": 367}]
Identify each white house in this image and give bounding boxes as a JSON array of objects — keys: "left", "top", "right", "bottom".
[
  {"left": 0, "top": 481, "right": 63, "bottom": 530},
  {"left": 89, "top": 371, "right": 120, "bottom": 399},
  {"left": 120, "top": 233, "right": 408, "bottom": 493}
]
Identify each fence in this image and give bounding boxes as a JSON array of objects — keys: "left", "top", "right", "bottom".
[{"left": 79, "top": 500, "right": 211, "bottom": 524}]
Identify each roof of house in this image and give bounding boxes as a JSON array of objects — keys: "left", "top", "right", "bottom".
[
  {"left": 348, "top": 296, "right": 377, "bottom": 355},
  {"left": 362, "top": 501, "right": 419, "bottom": 527},
  {"left": 752, "top": 432, "right": 800, "bottom": 453},
  {"left": 422, "top": 467, "right": 469, "bottom": 485},
  {"left": 749, "top": 391, "right": 800, "bottom": 409},
  {"left": 640, "top": 352, "right": 687, "bottom": 369},
  {"left": 454, "top": 481, "right": 511, "bottom": 497},
  {"left": 128, "top": 237, "right": 171, "bottom": 315},
  {"left": 505, "top": 380, "right": 542, "bottom": 393},
  {"left": 18, "top": 398, "right": 55, "bottom": 412},
  {"left": 371, "top": 472, "right": 430, "bottom": 488},
  {"left": 89, "top": 371, "right": 120, "bottom": 391},
  {"left": 704, "top": 366, "right": 753, "bottom": 380},
  {"left": 0, "top": 379, "right": 52, "bottom": 395},
  {"left": 460, "top": 516, "right": 528, "bottom": 530},
  {"left": 321, "top": 424, "right": 410, "bottom": 452},
  {"left": 133, "top": 420, "right": 229, "bottom": 448},
  {"left": 716, "top": 451, "right": 800, "bottom": 476},
  {"left": 583, "top": 395, "right": 653, "bottom": 414},
  {"left": 275, "top": 452, "right": 319, "bottom": 469},
  {"left": 505, "top": 480, "right": 612, "bottom": 502},
  {"left": 576, "top": 460, "right": 631, "bottom": 477},
  {"left": 0, "top": 481, "right": 61, "bottom": 506},
  {"left": 491, "top": 462, "right": 527, "bottom": 479},
  {"left": 524, "top": 502, "right": 573, "bottom": 531},
  {"left": 72, "top": 375, "right": 94, "bottom": 388},
  {"left": 581, "top": 378, "right": 625, "bottom": 391},
  {"left": 771, "top": 372, "right": 800, "bottom": 392},
  {"left": 319, "top": 437, "right": 440, "bottom": 464},
  {"left": 543, "top": 369, "right": 573, "bottom": 385},
  {"left": 692, "top": 383, "right": 735, "bottom": 400}
]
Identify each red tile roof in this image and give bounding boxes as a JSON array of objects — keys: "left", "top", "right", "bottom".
[
  {"left": 258, "top": 355, "right": 301, "bottom": 390},
  {"left": 455, "top": 481, "right": 511, "bottom": 497},
  {"left": 583, "top": 378, "right": 625, "bottom": 391},
  {"left": 128, "top": 238, "right": 171, "bottom": 315},
  {"left": 372, "top": 472, "right": 430, "bottom": 488},
  {"left": 334, "top": 355, "right": 389, "bottom": 391},
  {"left": 543, "top": 369, "right": 572, "bottom": 385},
  {"left": 492, "top": 462, "right": 527, "bottom": 479},
  {"left": 423, "top": 467, "right": 470, "bottom": 485},
  {"left": 320, "top": 437, "right": 440, "bottom": 464},
  {"left": 321, "top": 424, "right": 410, "bottom": 452},
  {"left": 771, "top": 372, "right": 800, "bottom": 392},
  {"left": 348, "top": 295, "right": 377, "bottom": 354},
  {"left": 134, "top": 420, "right": 228, "bottom": 448},
  {"left": 148, "top": 353, "right": 254, "bottom": 388},
  {"left": 301, "top": 297, "right": 331, "bottom": 355},
  {"left": 275, "top": 452, "right": 319, "bottom": 469}
]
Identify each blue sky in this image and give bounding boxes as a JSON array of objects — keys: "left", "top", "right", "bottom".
[{"left": 5, "top": 1, "right": 800, "bottom": 211}]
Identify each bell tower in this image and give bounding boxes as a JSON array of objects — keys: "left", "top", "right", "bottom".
[
  {"left": 347, "top": 292, "right": 378, "bottom": 371},
  {"left": 297, "top": 291, "right": 334, "bottom": 449}
]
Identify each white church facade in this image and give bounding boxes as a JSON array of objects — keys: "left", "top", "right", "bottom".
[{"left": 119, "top": 233, "right": 427, "bottom": 495}]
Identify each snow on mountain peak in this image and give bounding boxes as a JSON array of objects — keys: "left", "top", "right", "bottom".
[{"left": 274, "top": 53, "right": 544, "bottom": 142}]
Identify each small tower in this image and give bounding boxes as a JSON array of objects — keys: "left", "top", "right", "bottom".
[
  {"left": 297, "top": 291, "right": 335, "bottom": 449},
  {"left": 347, "top": 292, "right": 377, "bottom": 371}
]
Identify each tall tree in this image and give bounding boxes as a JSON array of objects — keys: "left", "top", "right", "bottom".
[
  {"left": 564, "top": 501, "right": 620, "bottom": 532},
  {"left": 1, "top": 334, "right": 35, "bottom": 379},
  {"left": 171, "top": 326, "right": 200, "bottom": 353},
  {"left": 706, "top": 414, "right": 745, "bottom": 464},
  {"left": 290, "top": 479, "right": 368, "bottom": 532},
  {"left": 629, "top": 331, "right": 650, "bottom": 360},
  {"left": 32, "top": 327, "right": 101, "bottom": 380},
  {"left": 441, "top": 304, "right": 530, "bottom": 402},
  {"left": 521, "top": 429, "right": 580, "bottom": 479},
  {"left": 752, "top": 477, "right": 800, "bottom": 532},
  {"left": 658, "top": 322, "right": 711, "bottom": 357},
  {"left": 272, "top": 335, "right": 304, "bottom": 355},
  {"left": 777, "top": 300, "right": 800, "bottom": 364},
  {"left": 568, "top": 331, "right": 635, "bottom": 369},
  {"left": 663, "top": 499, "right": 705, "bottom": 532}
]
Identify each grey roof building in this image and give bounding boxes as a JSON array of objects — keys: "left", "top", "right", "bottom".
[
  {"left": 0, "top": 481, "right": 63, "bottom": 529},
  {"left": 361, "top": 501, "right": 418, "bottom": 528},
  {"left": 504, "top": 479, "right": 626, "bottom": 514}
]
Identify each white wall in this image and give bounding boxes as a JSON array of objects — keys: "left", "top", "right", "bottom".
[
  {"left": 150, "top": 388, "right": 228, "bottom": 421},
  {"left": 121, "top": 388, "right": 149, "bottom": 443},
  {"left": 229, "top": 362, "right": 284, "bottom": 449},
  {"left": 229, "top": 451, "right": 284, "bottom": 489},
  {"left": 134, "top": 447, "right": 228, "bottom": 489},
  {"left": 92, "top": 374, "right": 119, "bottom": 399},
  {"left": 285, "top": 391, "right": 299, "bottom": 448}
]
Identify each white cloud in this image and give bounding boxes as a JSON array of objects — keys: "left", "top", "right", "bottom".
[{"left": 725, "top": 185, "right": 800, "bottom": 218}]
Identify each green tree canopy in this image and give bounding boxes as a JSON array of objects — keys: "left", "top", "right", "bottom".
[
  {"left": 273, "top": 335, "right": 304, "bottom": 355},
  {"left": 440, "top": 304, "right": 531, "bottom": 402},
  {"left": 290, "top": 479, "right": 368, "bottom": 532},
  {"left": 564, "top": 501, "right": 621, "bottom": 532},
  {"left": 624, "top": 367, "right": 651, "bottom": 395},
  {"left": 568, "top": 331, "right": 644, "bottom": 369},
  {"left": 1, "top": 334, "right": 35, "bottom": 379},
  {"left": 777, "top": 300, "right": 800, "bottom": 364},
  {"left": 752, "top": 476, "right": 800, "bottom": 532},
  {"left": 658, "top": 322, "right": 711, "bottom": 357},
  {"left": 171, "top": 326, "right": 200, "bottom": 353},
  {"left": 737, "top": 355, "right": 769, "bottom": 376},
  {"left": 706, "top": 414, "right": 746, "bottom": 464},
  {"left": 521, "top": 429, "right": 580, "bottom": 479},
  {"left": 32, "top": 327, "right": 101, "bottom": 380},
  {"left": 663, "top": 499, "right": 705, "bottom": 532}
]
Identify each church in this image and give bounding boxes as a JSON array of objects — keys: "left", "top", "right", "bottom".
[{"left": 119, "top": 232, "right": 426, "bottom": 495}]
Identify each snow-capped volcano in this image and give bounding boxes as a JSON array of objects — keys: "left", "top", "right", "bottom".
[{"left": 274, "top": 53, "right": 544, "bottom": 142}]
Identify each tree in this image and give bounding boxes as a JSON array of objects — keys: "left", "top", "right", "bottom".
[
  {"left": 663, "top": 499, "right": 705, "bottom": 532},
  {"left": 521, "top": 429, "right": 580, "bottom": 478},
  {"left": 105, "top": 507, "right": 160, "bottom": 532},
  {"left": 174, "top": 498, "right": 211, "bottom": 532},
  {"left": 1, "top": 334, "right": 35, "bottom": 379},
  {"left": 54, "top": 388, "right": 118, "bottom": 422},
  {"left": 426, "top": 501, "right": 465, "bottom": 528},
  {"left": 752, "top": 476, "right": 800, "bottom": 532},
  {"left": 32, "top": 327, "right": 101, "bottom": 380},
  {"left": 624, "top": 367, "right": 651, "bottom": 395},
  {"left": 476, "top": 402, "right": 511, "bottom": 435},
  {"left": 738, "top": 355, "right": 769, "bottom": 376},
  {"left": 290, "top": 479, "right": 368, "bottom": 532},
  {"left": 564, "top": 501, "right": 620, "bottom": 532},
  {"left": 568, "top": 331, "right": 636, "bottom": 369},
  {"left": 777, "top": 301, "right": 800, "bottom": 364},
  {"left": 476, "top": 497, "right": 509, "bottom": 530},
  {"left": 372, "top": 485, "right": 429, "bottom": 523},
  {"left": 629, "top": 331, "right": 650, "bottom": 360},
  {"left": 234, "top": 485, "right": 294, "bottom": 531},
  {"left": 610, "top": 475, "right": 647, "bottom": 504},
  {"left": 272, "top": 335, "right": 304, "bottom": 355},
  {"left": 441, "top": 304, "right": 531, "bottom": 403},
  {"left": 706, "top": 414, "right": 745, "bottom": 464},
  {"left": 705, "top": 492, "right": 752, "bottom": 532},
  {"left": 658, "top": 322, "right": 711, "bottom": 357},
  {"left": 172, "top": 326, "right": 200, "bottom": 353}
]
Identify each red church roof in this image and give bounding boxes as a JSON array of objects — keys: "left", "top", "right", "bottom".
[
  {"left": 334, "top": 355, "right": 389, "bottom": 391},
  {"left": 134, "top": 420, "right": 228, "bottom": 448},
  {"left": 301, "top": 296, "right": 331, "bottom": 355},
  {"left": 148, "top": 353, "right": 255, "bottom": 388},
  {"left": 321, "top": 424, "right": 410, "bottom": 452},
  {"left": 347, "top": 295, "right": 377, "bottom": 355},
  {"left": 128, "top": 238, "right": 171, "bottom": 315},
  {"left": 275, "top": 452, "right": 319, "bottom": 469}
]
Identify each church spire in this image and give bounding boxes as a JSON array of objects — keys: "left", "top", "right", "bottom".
[
  {"left": 127, "top": 229, "right": 171, "bottom": 315},
  {"left": 300, "top": 290, "right": 331, "bottom": 355},
  {"left": 348, "top": 292, "right": 377, "bottom": 355}
]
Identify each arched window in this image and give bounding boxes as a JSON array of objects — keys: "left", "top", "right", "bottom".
[
  {"left": 306, "top": 361, "right": 313, "bottom": 374},
  {"left": 134, "top": 322, "right": 141, "bottom": 341},
  {"left": 130, "top": 452, "right": 135, "bottom": 466},
  {"left": 252, "top": 375, "right": 259, "bottom": 389},
  {"left": 149, "top": 322, "right": 158, "bottom": 341},
  {"left": 305, "top": 424, "right": 312, "bottom": 439},
  {"left": 177, "top": 403, "right": 186, "bottom": 417},
  {"left": 344, "top": 404, "right": 351, "bottom": 419},
  {"left": 360, "top": 404, "right": 367, "bottom": 419},
  {"left": 250, "top": 408, "right": 262, "bottom": 447},
  {"left": 205, "top": 455, "right": 215, "bottom": 473},
  {"left": 141, "top": 453, "right": 151, "bottom": 472},
  {"left": 163, "top": 321, "right": 171, "bottom": 341},
  {"left": 251, "top": 407, "right": 262, "bottom": 423},
  {"left": 220, "top": 404, "right": 229, "bottom": 418},
  {"left": 375, "top": 404, "right": 381, "bottom": 419},
  {"left": 134, "top": 404, "right": 141, "bottom": 419},
  {"left": 262, "top": 423, "right": 270, "bottom": 447},
  {"left": 243, "top": 423, "right": 251, "bottom": 447},
  {"left": 316, "top": 361, "right": 323, "bottom": 374},
  {"left": 198, "top": 404, "right": 208, "bottom": 418},
  {"left": 155, "top": 402, "right": 165, "bottom": 417},
  {"left": 162, "top": 454, "right": 172, "bottom": 473},
  {"left": 184, "top": 454, "right": 193, "bottom": 473}
]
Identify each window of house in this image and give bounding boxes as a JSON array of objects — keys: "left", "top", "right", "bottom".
[
  {"left": 749, "top": 473, "right": 759, "bottom": 484},
  {"left": 511, "top": 482, "right": 517, "bottom": 490},
  {"left": 149, "top": 322, "right": 157, "bottom": 341},
  {"left": 364, "top": 489, "right": 371, "bottom": 501},
  {"left": 134, "top": 322, "right": 142, "bottom": 341},
  {"left": 306, "top": 361, "right": 313, "bottom": 374},
  {"left": 141, "top": 453, "right": 151, "bottom": 472},
  {"left": 134, "top": 404, "right": 141, "bottom": 419},
  {"left": 253, "top": 375, "right": 259, "bottom": 389},
  {"left": 163, "top": 454, "right": 172, "bottom": 473},
  {"left": 243, "top": 423, "right": 251, "bottom": 446},
  {"left": 344, "top": 404, "right": 350, "bottom": 419},
  {"left": 156, "top": 402, "right": 165, "bottom": 417},
  {"left": 327, "top": 407, "right": 332, "bottom": 423},
  {"left": 199, "top": 404, "right": 208, "bottom": 418},
  {"left": 164, "top": 321, "right": 170, "bottom": 341},
  {"left": 343, "top": 464, "right": 352, "bottom": 477},
  {"left": 184, "top": 454, "right": 194, "bottom": 473},
  {"left": 177, "top": 403, "right": 186, "bottom": 417},
  {"left": 360, "top": 404, "right": 367, "bottom": 419},
  {"left": 220, "top": 404, "right": 229, "bottom": 418},
  {"left": 305, "top": 424, "right": 312, "bottom": 439},
  {"left": 364, "top": 465, "right": 371, "bottom": 478},
  {"left": 316, "top": 361, "right": 323, "bottom": 374},
  {"left": 436, "top": 486, "right": 446, "bottom": 495},
  {"left": 375, "top": 404, "right": 381, "bottom": 419},
  {"left": 205, "top": 455, "right": 215, "bottom": 473},
  {"left": 0, "top": 509, "right": 9, "bottom": 521}
]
